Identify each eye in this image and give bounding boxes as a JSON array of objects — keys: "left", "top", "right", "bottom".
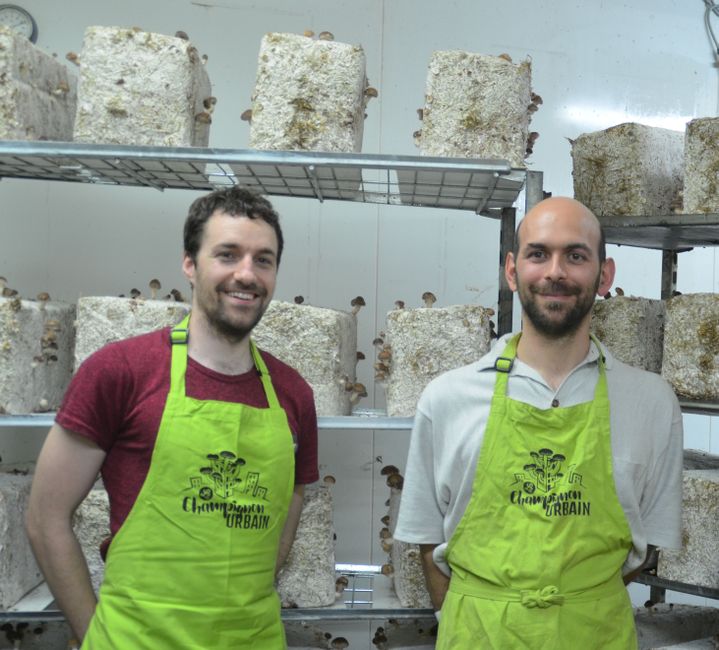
[
  {"left": 256, "top": 255, "right": 275, "bottom": 267},
  {"left": 568, "top": 252, "right": 587, "bottom": 263}
]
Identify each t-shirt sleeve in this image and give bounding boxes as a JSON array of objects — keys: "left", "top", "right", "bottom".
[
  {"left": 293, "top": 383, "right": 319, "bottom": 485},
  {"left": 640, "top": 388, "right": 684, "bottom": 550},
  {"left": 55, "top": 343, "right": 133, "bottom": 451},
  {"left": 395, "top": 405, "right": 446, "bottom": 545}
]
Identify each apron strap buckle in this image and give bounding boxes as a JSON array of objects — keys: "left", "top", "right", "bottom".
[
  {"left": 170, "top": 328, "right": 188, "bottom": 345},
  {"left": 494, "top": 357, "right": 514, "bottom": 373}
]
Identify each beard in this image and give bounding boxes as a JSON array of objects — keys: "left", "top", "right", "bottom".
[
  {"left": 518, "top": 275, "right": 600, "bottom": 338},
  {"left": 198, "top": 282, "right": 269, "bottom": 344}
]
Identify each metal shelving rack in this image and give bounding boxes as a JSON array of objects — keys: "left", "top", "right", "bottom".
[
  {"left": 0, "top": 140, "right": 528, "bottom": 215},
  {"left": 0, "top": 141, "right": 535, "bottom": 625},
  {"left": 599, "top": 212, "right": 719, "bottom": 300},
  {"left": 4, "top": 143, "right": 719, "bottom": 618},
  {"left": 599, "top": 212, "right": 719, "bottom": 604}
]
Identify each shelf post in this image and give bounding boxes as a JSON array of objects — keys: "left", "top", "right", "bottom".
[
  {"left": 498, "top": 207, "right": 516, "bottom": 336},
  {"left": 524, "top": 170, "right": 544, "bottom": 212},
  {"left": 660, "top": 250, "right": 678, "bottom": 300}
]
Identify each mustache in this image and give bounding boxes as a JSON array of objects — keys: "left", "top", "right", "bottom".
[
  {"left": 530, "top": 282, "right": 580, "bottom": 297},
  {"left": 219, "top": 282, "right": 266, "bottom": 296}
]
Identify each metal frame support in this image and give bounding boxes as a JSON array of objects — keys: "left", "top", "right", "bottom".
[
  {"left": 496, "top": 172, "right": 544, "bottom": 336},
  {"left": 498, "top": 207, "right": 516, "bottom": 336},
  {"left": 524, "top": 170, "right": 545, "bottom": 212},
  {"left": 660, "top": 250, "right": 678, "bottom": 300}
]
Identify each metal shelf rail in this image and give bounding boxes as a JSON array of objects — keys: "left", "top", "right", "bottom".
[
  {"left": 1, "top": 398, "right": 717, "bottom": 428},
  {"left": 0, "top": 141, "right": 526, "bottom": 217},
  {"left": 3, "top": 565, "right": 434, "bottom": 623},
  {"left": 599, "top": 213, "right": 719, "bottom": 251},
  {"left": 0, "top": 411, "right": 415, "bottom": 430},
  {"left": 634, "top": 572, "right": 719, "bottom": 603}
]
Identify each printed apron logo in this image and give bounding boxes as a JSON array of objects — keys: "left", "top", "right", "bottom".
[
  {"left": 509, "top": 447, "right": 591, "bottom": 518},
  {"left": 181, "top": 450, "right": 271, "bottom": 530}
]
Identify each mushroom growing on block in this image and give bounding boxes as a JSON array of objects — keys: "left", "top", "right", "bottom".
[
  {"left": 421, "top": 291, "right": 436, "bottom": 308},
  {"left": 149, "top": 279, "right": 161, "bottom": 301},
  {"left": 350, "top": 296, "right": 366, "bottom": 315},
  {"left": 349, "top": 382, "right": 367, "bottom": 407}
]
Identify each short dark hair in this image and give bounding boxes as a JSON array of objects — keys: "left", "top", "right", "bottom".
[
  {"left": 184, "top": 186, "right": 284, "bottom": 265},
  {"left": 513, "top": 221, "right": 606, "bottom": 263}
]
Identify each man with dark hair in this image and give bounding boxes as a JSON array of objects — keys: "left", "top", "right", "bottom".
[
  {"left": 395, "top": 196, "right": 683, "bottom": 649},
  {"left": 26, "top": 186, "right": 318, "bottom": 649}
]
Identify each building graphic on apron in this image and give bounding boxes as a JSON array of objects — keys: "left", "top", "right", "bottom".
[
  {"left": 509, "top": 448, "right": 592, "bottom": 518},
  {"left": 180, "top": 449, "right": 274, "bottom": 529}
]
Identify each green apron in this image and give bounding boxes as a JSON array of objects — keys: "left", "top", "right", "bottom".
[
  {"left": 82, "top": 315, "right": 295, "bottom": 649},
  {"left": 438, "top": 335, "right": 636, "bottom": 650}
]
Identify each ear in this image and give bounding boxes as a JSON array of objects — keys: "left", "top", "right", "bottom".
[
  {"left": 182, "top": 253, "right": 195, "bottom": 287},
  {"left": 597, "top": 257, "right": 616, "bottom": 296},
  {"left": 505, "top": 251, "right": 518, "bottom": 292}
]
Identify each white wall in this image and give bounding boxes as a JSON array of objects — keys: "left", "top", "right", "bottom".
[{"left": 1, "top": 0, "right": 718, "bottom": 620}]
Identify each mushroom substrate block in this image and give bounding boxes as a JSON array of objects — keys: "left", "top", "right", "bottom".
[
  {"left": 684, "top": 117, "right": 719, "bottom": 213},
  {"left": 415, "top": 51, "right": 532, "bottom": 167},
  {"left": 0, "top": 298, "right": 75, "bottom": 414},
  {"left": 0, "top": 468, "right": 42, "bottom": 610},
  {"left": 571, "top": 122, "right": 684, "bottom": 217},
  {"left": 73, "top": 26, "right": 212, "bottom": 146},
  {"left": 386, "top": 486, "right": 432, "bottom": 609},
  {"left": 0, "top": 25, "right": 77, "bottom": 141},
  {"left": 383, "top": 305, "right": 492, "bottom": 417},
  {"left": 634, "top": 604, "right": 719, "bottom": 648},
  {"left": 74, "top": 296, "right": 191, "bottom": 368},
  {"left": 662, "top": 293, "right": 719, "bottom": 400},
  {"left": 590, "top": 296, "right": 665, "bottom": 373},
  {"left": 657, "top": 470, "right": 719, "bottom": 590},
  {"left": 276, "top": 485, "right": 336, "bottom": 608},
  {"left": 73, "top": 487, "right": 110, "bottom": 595},
  {"left": 252, "top": 301, "right": 357, "bottom": 416},
  {"left": 249, "top": 32, "right": 369, "bottom": 153}
]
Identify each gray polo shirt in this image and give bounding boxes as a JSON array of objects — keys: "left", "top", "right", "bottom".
[{"left": 395, "top": 333, "right": 684, "bottom": 576}]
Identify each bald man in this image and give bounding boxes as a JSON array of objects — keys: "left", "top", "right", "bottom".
[{"left": 395, "top": 197, "right": 683, "bottom": 649}]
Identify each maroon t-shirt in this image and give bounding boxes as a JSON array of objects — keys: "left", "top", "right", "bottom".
[{"left": 57, "top": 327, "right": 319, "bottom": 553}]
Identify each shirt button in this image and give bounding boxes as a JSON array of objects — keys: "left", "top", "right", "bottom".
[{"left": 551, "top": 399, "right": 559, "bottom": 408}]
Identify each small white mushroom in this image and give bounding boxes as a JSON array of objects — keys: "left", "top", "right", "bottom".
[
  {"left": 149, "top": 279, "right": 161, "bottom": 300},
  {"left": 349, "top": 382, "right": 367, "bottom": 406},
  {"left": 350, "top": 295, "right": 366, "bottom": 315},
  {"left": 422, "top": 291, "right": 437, "bottom": 308}
]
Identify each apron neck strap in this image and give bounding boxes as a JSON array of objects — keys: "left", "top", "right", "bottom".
[
  {"left": 168, "top": 314, "right": 281, "bottom": 409},
  {"left": 493, "top": 333, "right": 606, "bottom": 396},
  {"left": 249, "top": 339, "right": 281, "bottom": 409}
]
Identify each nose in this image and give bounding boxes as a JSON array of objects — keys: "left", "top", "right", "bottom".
[
  {"left": 232, "top": 254, "right": 257, "bottom": 284},
  {"left": 545, "top": 253, "right": 567, "bottom": 280}
]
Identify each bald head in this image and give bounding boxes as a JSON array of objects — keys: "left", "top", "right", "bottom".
[{"left": 514, "top": 197, "right": 606, "bottom": 262}]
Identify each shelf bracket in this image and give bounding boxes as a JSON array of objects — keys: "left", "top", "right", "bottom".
[{"left": 306, "top": 164, "right": 324, "bottom": 203}]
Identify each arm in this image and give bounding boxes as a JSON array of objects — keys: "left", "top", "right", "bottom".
[
  {"left": 25, "top": 424, "right": 107, "bottom": 642},
  {"left": 623, "top": 545, "right": 657, "bottom": 585},
  {"left": 420, "top": 543, "right": 450, "bottom": 611},
  {"left": 276, "top": 483, "right": 305, "bottom": 574}
]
